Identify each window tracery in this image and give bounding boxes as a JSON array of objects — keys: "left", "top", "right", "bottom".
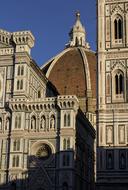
[
  {"left": 114, "top": 70, "right": 124, "bottom": 95},
  {"left": 114, "top": 15, "right": 123, "bottom": 40}
]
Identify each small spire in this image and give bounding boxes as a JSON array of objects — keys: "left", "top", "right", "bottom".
[{"left": 67, "top": 11, "right": 90, "bottom": 49}]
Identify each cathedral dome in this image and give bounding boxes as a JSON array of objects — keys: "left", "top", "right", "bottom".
[
  {"left": 42, "top": 47, "right": 96, "bottom": 98},
  {"left": 41, "top": 12, "right": 96, "bottom": 113}
]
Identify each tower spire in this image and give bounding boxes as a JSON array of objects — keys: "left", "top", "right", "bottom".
[{"left": 68, "top": 11, "right": 90, "bottom": 48}]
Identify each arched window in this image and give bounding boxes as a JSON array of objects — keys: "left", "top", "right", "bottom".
[
  {"left": 67, "top": 114, "right": 70, "bottom": 126},
  {"left": 21, "top": 66, "right": 24, "bottom": 75},
  {"left": 13, "top": 140, "right": 17, "bottom": 151},
  {"left": 114, "top": 16, "right": 123, "bottom": 40},
  {"left": 15, "top": 116, "right": 18, "bottom": 128},
  {"left": 64, "top": 114, "right": 66, "bottom": 126},
  {"left": 64, "top": 113, "right": 70, "bottom": 127},
  {"left": 17, "top": 66, "right": 20, "bottom": 75},
  {"left": 18, "top": 115, "right": 21, "bottom": 128},
  {"left": 12, "top": 155, "right": 19, "bottom": 167},
  {"left": 20, "top": 80, "right": 23, "bottom": 90},
  {"left": 67, "top": 138, "right": 70, "bottom": 149},
  {"left": 17, "top": 80, "right": 20, "bottom": 90},
  {"left": 63, "top": 139, "right": 66, "bottom": 150},
  {"left": 16, "top": 156, "right": 19, "bottom": 167},
  {"left": 75, "top": 37, "right": 79, "bottom": 46},
  {"left": 15, "top": 115, "right": 21, "bottom": 129},
  {"left": 38, "top": 90, "right": 41, "bottom": 98},
  {"left": 115, "top": 71, "right": 124, "bottom": 94},
  {"left": 13, "top": 139, "right": 20, "bottom": 151}
]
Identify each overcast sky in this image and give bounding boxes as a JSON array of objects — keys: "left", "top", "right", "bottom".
[{"left": 0, "top": 0, "right": 96, "bottom": 66}]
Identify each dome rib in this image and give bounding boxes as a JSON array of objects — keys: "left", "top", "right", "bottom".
[{"left": 78, "top": 47, "right": 92, "bottom": 97}]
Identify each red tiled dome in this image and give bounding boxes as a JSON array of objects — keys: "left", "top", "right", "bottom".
[{"left": 41, "top": 47, "right": 96, "bottom": 99}]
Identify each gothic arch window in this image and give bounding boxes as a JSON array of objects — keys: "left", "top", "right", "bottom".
[
  {"left": 15, "top": 115, "right": 21, "bottom": 129},
  {"left": 17, "top": 66, "right": 20, "bottom": 75},
  {"left": 114, "top": 70, "right": 124, "bottom": 94},
  {"left": 67, "top": 114, "right": 70, "bottom": 126},
  {"left": 114, "top": 15, "right": 123, "bottom": 40},
  {"left": 20, "top": 80, "right": 23, "bottom": 90},
  {"left": 38, "top": 90, "right": 41, "bottom": 98},
  {"left": 63, "top": 138, "right": 70, "bottom": 150},
  {"left": 67, "top": 138, "right": 70, "bottom": 149},
  {"left": 40, "top": 115, "right": 46, "bottom": 130},
  {"left": 21, "top": 66, "right": 24, "bottom": 75},
  {"left": 12, "top": 155, "right": 19, "bottom": 167},
  {"left": 63, "top": 139, "right": 66, "bottom": 150},
  {"left": 17, "top": 80, "right": 20, "bottom": 90},
  {"left": 64, "top": 113, "right": 71, "bottom": 127},
  {"left": 75, "top": 37, "right": 79, "bottom": 46},
  {"left": 13, "top": 139, "right": 20, "bottom": 151},
  {"left": 64, "top": 114, "right": 66, "bottom": 126}
]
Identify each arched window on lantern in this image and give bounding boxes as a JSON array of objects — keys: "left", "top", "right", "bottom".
[{"left": 114, "top": 15, "right": 123, "bottom": 40}]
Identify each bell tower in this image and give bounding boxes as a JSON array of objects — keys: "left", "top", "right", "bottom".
[{"left": 97, "top": 0, "right": 128, "bottom": 189}]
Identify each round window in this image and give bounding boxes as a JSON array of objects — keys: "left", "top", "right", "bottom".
[{"left": 36, "top": 144, "right": 52, "bottom": 161}]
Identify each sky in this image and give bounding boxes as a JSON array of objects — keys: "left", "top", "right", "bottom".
[{"left": 0, "top": 0, "right": 96, "bottom": 66}]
